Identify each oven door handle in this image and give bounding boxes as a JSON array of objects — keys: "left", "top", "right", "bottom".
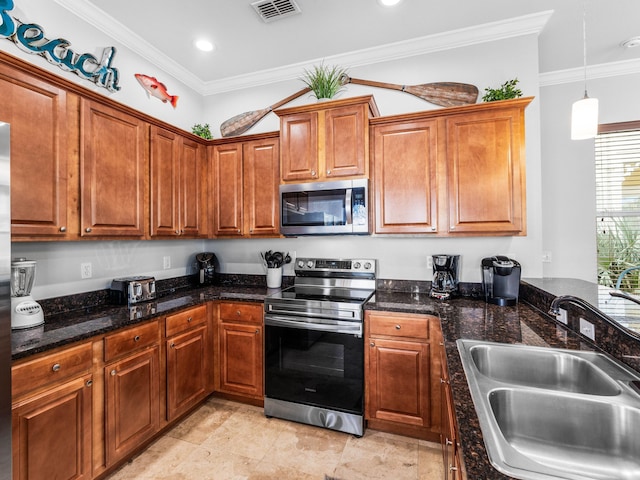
[{"left": 264, "top": 314, "right": 362, "bottom": 336}]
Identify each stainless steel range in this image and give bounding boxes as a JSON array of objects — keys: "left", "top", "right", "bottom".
[{"left": 263, "top": 257, "right": 376, "bottom": 436}]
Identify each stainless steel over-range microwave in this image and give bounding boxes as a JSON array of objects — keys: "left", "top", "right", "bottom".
[{"left": 279, "top": 179, "right": 369, "bottom": 236}]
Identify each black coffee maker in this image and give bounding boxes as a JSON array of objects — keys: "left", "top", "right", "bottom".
[
  {"left": 481, "top": 256, "right": 521, "bottom": 306},
  {"left": 195, "top": 252, "right": 218, "bottom": 285},
  {"left": 430, "top": 254, "right": 460, "bottom": 300}
]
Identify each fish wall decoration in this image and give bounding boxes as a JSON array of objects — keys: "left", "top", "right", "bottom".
[{"left": 134, "top": 73, "right": 178, "bottom": 108}]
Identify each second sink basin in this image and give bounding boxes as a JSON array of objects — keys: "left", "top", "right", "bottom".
[{"left": 469, "top": 342, "right": 622, "bottom": 395}]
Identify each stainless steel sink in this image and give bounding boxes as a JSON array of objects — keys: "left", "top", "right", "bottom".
[
  {"left": 457, "top": 340, "right": 640, "bottom": 480},
  {"left": 469, "top": 342, "right": 622, "bottom": 395}
]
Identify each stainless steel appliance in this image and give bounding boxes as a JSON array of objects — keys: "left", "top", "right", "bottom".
[
  {"left": 10, "top": 258, "right": 44, "bottom": 329},
  {"left": 110, "top": 276, "right": 157, "bottom": 305},
  {"left": 481, "top": 256, "right": 521, "bottom": 306},
  {"left": 279, "top": 179, "right": 369, "bottom": 236},
  {"left": 1, "top": 122, "right": 12, "bottom": 478},
  {"left": 263, "top": 257, "right": 376, "bottom": 436},
  {"left": 430, "top": 254, "right": 460, "bottom": 300},
  {"left": 195, "top": 252, "right": 218, "bottom": 284}
]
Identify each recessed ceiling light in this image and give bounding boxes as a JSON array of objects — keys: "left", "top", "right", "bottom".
[
  {"left": 194, "top": 39, "right": 214, "bottom": 52},
  {"left": 378, "top": 0, "right": 402, "bottom": 6},
  {"left": 621, "top": 36, "right": 640, "bottom": 48}
]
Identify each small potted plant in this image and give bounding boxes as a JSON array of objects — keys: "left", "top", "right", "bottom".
[
  {"left": 192, "top": 123, "right": 213, "bottom": 139},
  {"left": 482, "top": 78, "right": 522, "bottom": 102},
  {"left": 300, "top": 63, "right": 348, "bottom": 101}
]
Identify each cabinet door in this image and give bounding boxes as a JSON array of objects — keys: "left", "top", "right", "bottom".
[
  {"left": 367, "top": 338, "right": 431, "bottom": 428},
  {"left": 166, "top": 326, "right": 208, "bottom": 421},
  {"left": 372, "top": 120, "right": 438, "bottom": 233},
  {"left": 150, "top": 126, "right": 179, "bottom": 237},
  {"left": 243, "top": 138, "right": 280, "bottom": 236},
  {"left": 446, "top": 107, "right": 525, "bottom": 234},
  {"left": 211, "top": 143, "right": 243, "bottom": 236},
  {"left": 104, "top": 347, "right": 160, "bottom": 467},
  {"left": 325, "top": 103, "right": 367, "bottom": 178},
  {"left": 219, "top": 322, "right": 263, "bottom": 398},
  {"left": 280, "top": 111, "right": 318, "bottom": 181},
  {"left": 12, "top": 374, "right": 92, "bottom": 480},
  {"left": 80, "top": 99, "right": 147, "bottom": 237},
  {"left": 179, "top": 137, "right": 204, "bottom": 237},
  {"left": 0, "top": 63, "right": 70, "bottom": 238}
]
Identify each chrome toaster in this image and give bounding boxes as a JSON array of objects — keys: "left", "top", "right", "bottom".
[{"left": 110, "top": 276, "right": 157, "bottom": 305}]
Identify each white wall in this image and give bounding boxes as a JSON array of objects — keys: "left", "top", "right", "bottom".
[
  {"left": 6, "top": 3, "right": 555, "bottom": 300},
  {"left": 540, "top": 72, "right": 640, "bottom": 281}
]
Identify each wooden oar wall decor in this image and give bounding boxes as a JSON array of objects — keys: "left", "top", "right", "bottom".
[{"left": 219, "top": 76, "right": 478, "bottom": 137}]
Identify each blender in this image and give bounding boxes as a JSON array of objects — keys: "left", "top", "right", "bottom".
[{"left": 11, "top": 258, "right": 44, "bottom": 329}]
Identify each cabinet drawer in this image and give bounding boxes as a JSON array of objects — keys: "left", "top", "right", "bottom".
[
  {"left": 166, "top": 305, "right": 207, "bottom": 337},
  {"left": 12, "top": 342, "right": 93, "bottom": 398},
  {"left": 368, "top": 312, "right": 430, "bottom": 340},
  {"left": 219, "top": 302, "right": 263, "bottom": 324},
  {"left": 104, "top": 320, "right": 159, "bottom": 362}
]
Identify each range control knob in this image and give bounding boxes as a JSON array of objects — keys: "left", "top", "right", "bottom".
[
  {"left": 306, "top": 260, "right": 314, "bottom": 268},
  {"left": 353, "top": 262, "right": 361, "bottom": 269},
  {"left": 297, "top": 260, "right": 305, "bottom": 268},
  {"left": 364, "top": 262, "right": 372, "bottom": 270}
]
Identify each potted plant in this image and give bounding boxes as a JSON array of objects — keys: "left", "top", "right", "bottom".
[
  {"left": 300, "top": 63, "right": 348, "bottom": 100},
  {"left": 192, "top": 123, "right": 213, "bottom": 139},
  {"left": 482, "top": 78, "right": 522, "bottom": 102}
]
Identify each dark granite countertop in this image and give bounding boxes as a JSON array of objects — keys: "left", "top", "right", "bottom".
[
  {"left": 13, "top": 276, "right": 640, "bottom": 480},
  {"left": 11, "top": 283, "right": 270, "bottom": 361}
]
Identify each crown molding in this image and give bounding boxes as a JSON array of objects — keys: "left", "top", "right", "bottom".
[
  {"left": 56, "top": 0, "right": 551, "bottom": 95},
  {"left": 540, "top": 58, "right": 640, "bottom": 87}
]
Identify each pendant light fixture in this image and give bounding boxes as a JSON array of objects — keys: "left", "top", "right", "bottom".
[{"left": 571, "top": 1, "right": 599, "bottom": 140}]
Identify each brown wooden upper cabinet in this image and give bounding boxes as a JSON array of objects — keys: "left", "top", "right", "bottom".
[
  {"left": 371, "top": 97, "right": 532, "bottom": 236},
  {"left": 150, "top": 126, "right": 207, "bottom": 238},
  {"left": 80, "top": 99, "right": 148, "bottom": 238},
  {"left": 210, "top": 133, "right": 280, "bottom": 237},
  {"left": 0, "top": 61, "right": 72, "bottom": 239},
  {"left": 276, "top": 95, "right": 379, "bottom": 182}
]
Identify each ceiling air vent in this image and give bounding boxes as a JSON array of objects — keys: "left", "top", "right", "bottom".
[{"left": 251, "top": 0, "right": 302, "bottom": 23}]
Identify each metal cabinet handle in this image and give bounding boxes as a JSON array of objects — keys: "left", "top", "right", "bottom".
[
  {"left": 86, "top": 380, "right": 93, "bottom": 387},
  {"left": 85, "top": 227, "right": 92, "bottom": 233},
  {"left": 449, "top": 464, "right": 458, "bottom": 472},
  {"left": 59, "top": 226, "right": 67, "bottom": 232},
  {"left": 134, "top": 335, "right": 140, "bottom": 342},
  {"left": 446, "top": 438, "right": 453, "bottom": 446},
  {"left": 395, "top": 324, "right": 401, "bottom": 330},
  {"left": 52, "top": 363, "right": 61, "bottom": 372},
  {"left": 110, "top": 369, "right": 117, "bottom": 376}
]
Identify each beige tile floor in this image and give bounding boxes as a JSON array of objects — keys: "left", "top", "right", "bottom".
[{"left": 105, "top": 396, "right": 445, "bottom": 480}]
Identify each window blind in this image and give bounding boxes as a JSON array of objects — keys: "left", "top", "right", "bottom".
[{"left": 596, "top": 122, "right": 640, "bottom": 291}]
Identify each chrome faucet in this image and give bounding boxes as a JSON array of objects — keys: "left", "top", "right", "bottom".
[{"left": 548, "top": 295, "right": 612, "bottom": 324}]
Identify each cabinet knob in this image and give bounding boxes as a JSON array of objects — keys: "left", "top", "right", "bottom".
[
  {"left": 85, "top": 227, "right": 92, "bottom": 233},
  {"left": 175, "top": 229, "right": 180, "bottom": 235},
  {"left": 395, "top": 324, "right": 401, "bottom": 330},
  {"left": 236, "top": 310, "right": 241, "bottom": 316},
  {"left": 450, "top": 225, "right": 455, "bottom": 230},
  {"left": 326, "top": 169, "right": 331, "bottom": 175},
  {"left": 170, "top": 342, "right": 175, "bottom": 349},
  {"left": 86, "top": 380, "right": 93, "bottom": 387},
  {"left": 59, "top": 226, "right": 67, "bottom": 233},
  {"left": 237, "top": 229, "right": 241, "bottom": 233},
  {"left": 110, "top": 369, "right": 117, "bottom": 376},
  {"left": 449, "top": 464, "right": 458, "bottom": 472},
  {"left": 431, "top": 226, "right": 436, "bottom": 231},
  {"left": 370, "top": 342, "right": 375, "bottom": 347},
  {"left": 187, "top": 316, "right": 192, "bottom": 322},
  {"left": 249, "top": 229, "right": 253, "bottom": 233},
  {"left": 52, "top": 363, "right": 61, "bottom": 372},
  {"left": 255, "top": 329, "right": 259, "bottom": 334},
  {"left": 311, "top": 170, "right": 316, "bottom": 177},
  {"left": 134, "top": 335, "right": 140, "bottom": 342},
  {"left": 446, "top": 438, "right": 453, "bottom": 446}
]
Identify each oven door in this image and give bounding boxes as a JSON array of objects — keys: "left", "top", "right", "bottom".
[{"left": 264, "top": 314, "right": 364, "bottom": 415}]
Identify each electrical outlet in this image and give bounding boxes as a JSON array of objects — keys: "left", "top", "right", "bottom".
[
  {"left": 542, "top": 251, "right": 552, "bottom": 263},
  {"left": 556, "top": 307, "right": 568, "bottom": 324},
  {"left": 163, "top": 256, "right": 171, "bottom": 269},
  {"left": 426, "top": 256, "right": 433, "bottom": 269},
  {"left": 579, "top": 317, "right": 595, "bottom": 341},
  {"left": 81, "top": 262, "right": 92, "bottom": 279}
]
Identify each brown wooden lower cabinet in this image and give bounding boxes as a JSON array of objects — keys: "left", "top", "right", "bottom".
[
  {"left": 365, "top": 310, "right": 442, "bottom": 442},
  {"left": 439, "top": 338, "right": 465, "bottom": 479},
  {"left": 215, "top": 302, "right": 264, "bottom": 403}
]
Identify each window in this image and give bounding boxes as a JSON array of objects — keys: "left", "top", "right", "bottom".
[{"left": 596, "top": 121, "right": 640, "bottom": 291}]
